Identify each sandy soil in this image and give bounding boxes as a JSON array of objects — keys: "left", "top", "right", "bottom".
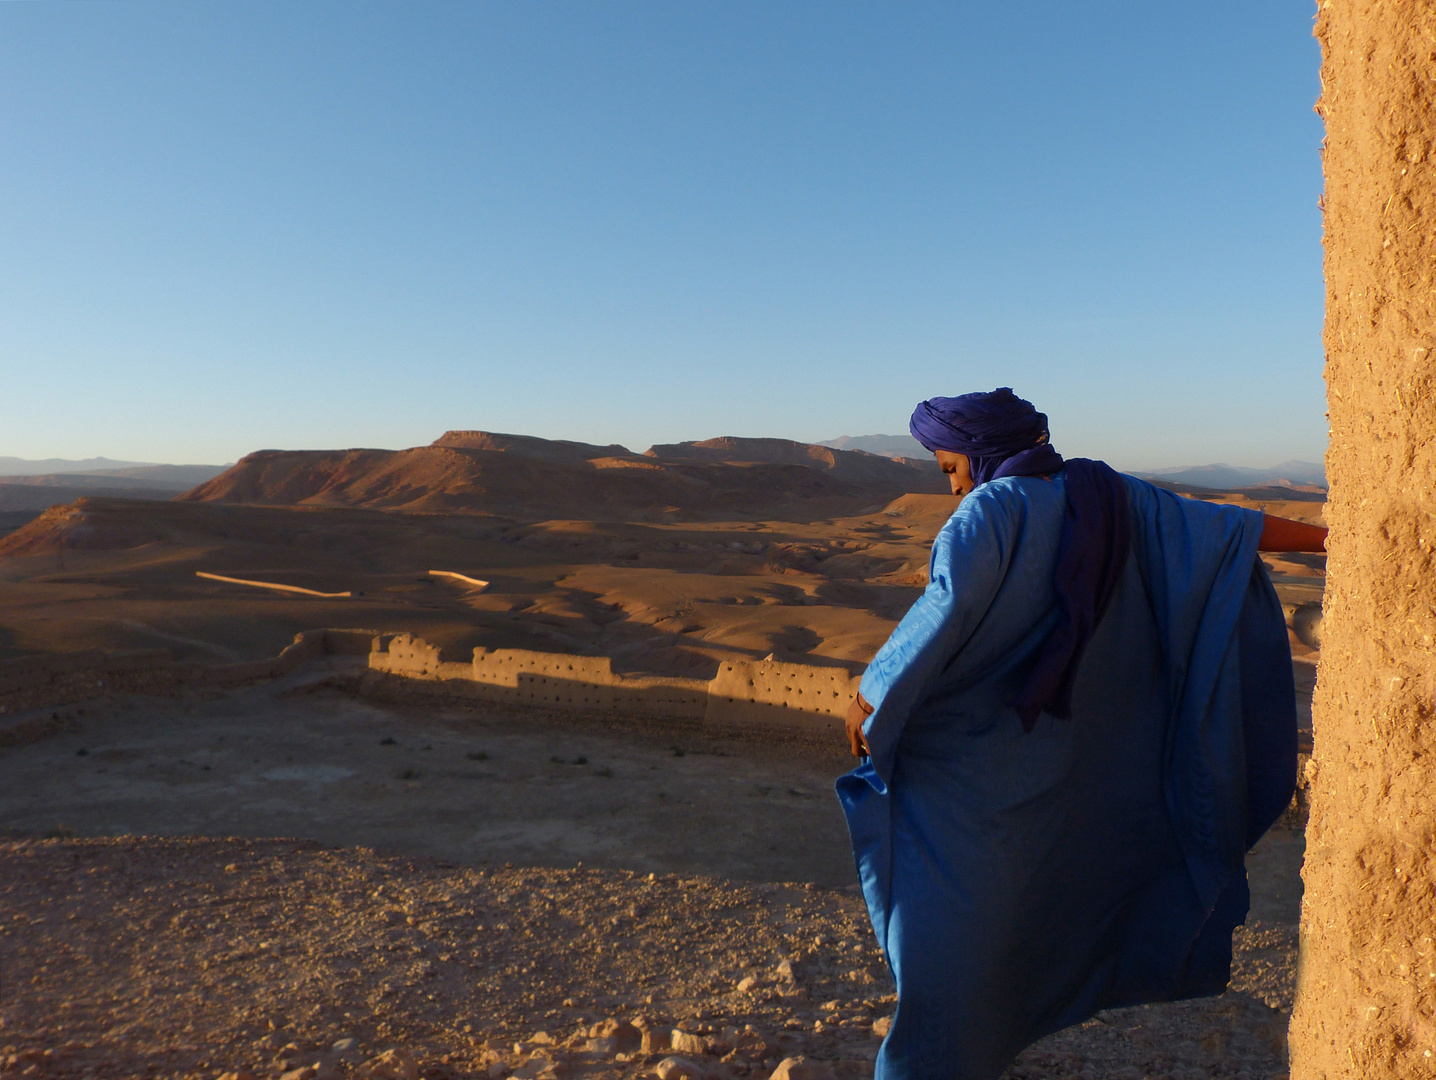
[
  {"left": 0, "top": 498, "right": 940, "bottom": 676},
  {"left": 0, "top": 668, "right": 1303, "bottom": 1080},
  {"left": 0, "top": 664, "right": 858, "bottom": 886},
  {"left": 0, "top": 488, "right": 1323, "bottom": 683}
]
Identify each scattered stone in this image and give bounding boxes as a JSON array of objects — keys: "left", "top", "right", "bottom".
[
  {"left": 736, "top": 975, "right": 760, "bottom": 993},
  {"left": 653, "top": 1056, "right": 706, "bottom": 1080},
  {"left": 0, "top": 838, "right": 1295, "bottom": 1080},
  {"left": 730, "top": 1028, "right": 770, "bottom": 1060},
  {"left": 216, "top": 1073, "right": 257, "bottom": 1080},
  {"left": 671, "top": 1030, "right": 708, "bottom": 1056},
  {"left": 357, "top": 1048, "right": 420, "bottom": 1080},
  {"left": 768, "top": 1056, "right": 835, "bottom": 1080},
  {"left": 590, "top": 1018, "right": 642, "bottom": 1051},
  {"left": 511, "top": 1055, "right": 557, "bottom": 1079}
]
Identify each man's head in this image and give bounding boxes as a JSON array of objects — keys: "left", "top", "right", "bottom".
[{"left": 909, "top": 388, "right": 1056, "bottom": 488}]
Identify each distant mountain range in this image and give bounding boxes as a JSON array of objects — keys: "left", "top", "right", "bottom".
[
  {"left": 0, "top": 459, "right": 233, "bottom": 520},
  {"left": 0, "top": 455, "right": 159, "bottom": 475},
  {"left": 171, "top": 431, "right": 947, "bottom": 520},
  {"left": 818, "top": 434, "right": 928, "bottom": 459},
  {"left": 1137, "top": 461, "right": 1327, "bottom": 489},
  {"left": 0, "top": 443, "right": 1326, "bottom": 527},
  {"left": 0, "top": 459, "right": 230, "bottom": 489},
  {"left": 820, "top": 437, "right": 1326, "bottom": 490}
]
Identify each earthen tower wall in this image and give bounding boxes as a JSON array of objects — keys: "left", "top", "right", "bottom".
[{"left": 1293, "top": 5, "right": 1436, "bottom": 1076}]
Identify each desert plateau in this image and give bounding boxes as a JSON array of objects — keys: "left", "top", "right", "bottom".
[{"left": 0, "top": 431, "right": 1323, "bottom": 1080}]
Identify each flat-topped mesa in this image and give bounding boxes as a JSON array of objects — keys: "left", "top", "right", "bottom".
[
  {"left": 432, "top": 431, "right": 639, "bottom": 463},
  {"left": 130, "top": 428, "right": 947, "bottom": 520},
  {"left": 646, "top": 437, "right": 845, "bottom": 469},
  {"left": 646, "top": 436, "right": 938, "bottom": 486}
]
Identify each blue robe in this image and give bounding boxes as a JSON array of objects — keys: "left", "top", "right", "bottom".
[{"left": 837, "top": 472, "right": 1297, "bottom": 1080}]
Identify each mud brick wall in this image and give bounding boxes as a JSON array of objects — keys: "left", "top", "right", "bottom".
[
  {"left": 705, "top": 658, "right": 860, "bottom": 734},
  {"left": 1293, "top": 4, "right": 1436, "bottom": 1076},
  {"left": 367, "top": 634, "right": 858, "bottom": 730}
]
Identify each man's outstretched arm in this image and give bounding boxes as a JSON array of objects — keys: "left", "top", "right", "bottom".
[{"left": 1259, "top": 514, "right": 1328, "bottom": 552}]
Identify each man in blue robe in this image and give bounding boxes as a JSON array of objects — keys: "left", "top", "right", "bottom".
[{"left": 837, "top": 389, "right": 1320, "bottom": 1080}]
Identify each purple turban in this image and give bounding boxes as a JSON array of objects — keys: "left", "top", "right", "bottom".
[
  {"left": 909, "top": 388, "right": 1064, "bottom": 484},
  {"left": 909, "top": 387, "right": 1132, "bottom": 731}
]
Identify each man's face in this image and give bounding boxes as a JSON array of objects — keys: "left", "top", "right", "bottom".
[{"left": 935, "top": 450, "right": 974, "bottom": 497}]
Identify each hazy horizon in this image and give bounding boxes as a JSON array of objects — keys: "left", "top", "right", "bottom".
[{"left": 0, "top": 434, "right": 1326, "bottom": 482}]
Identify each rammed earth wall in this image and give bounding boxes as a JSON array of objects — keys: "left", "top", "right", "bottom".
[
  {"left": 0, "top": 627, "right": 863, "bottom": 736},
  {"left": 1293, "top": 5, "right": 1436, "bottom": 1077},
  {"left": 367, "top": 633, "right": 861, "bottom": 733}
]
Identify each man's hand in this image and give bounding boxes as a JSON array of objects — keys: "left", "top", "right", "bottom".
[{"left": 846, "top": 693, "right": 873, "bottom": 757}]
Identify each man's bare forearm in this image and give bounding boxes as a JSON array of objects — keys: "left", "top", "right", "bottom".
[{"left": 1259, "top": 514, "right": 1328, "bottom": 552}]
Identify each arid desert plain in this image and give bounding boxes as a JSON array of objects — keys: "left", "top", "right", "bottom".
[{"left": 0, "top": 432, "right": 1326, "bottom": 1080}]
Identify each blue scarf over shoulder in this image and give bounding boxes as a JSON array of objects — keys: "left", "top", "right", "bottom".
[{"left": 910, "top": 388, "right": 1131, "bottom": 729}]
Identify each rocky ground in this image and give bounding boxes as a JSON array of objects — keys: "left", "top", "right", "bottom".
[
  {"left": 1, "top": 833, "right": 1295, "bottom": 1080},
  {"left": 0, "top": 666, "right": 1304, "bottom": 1080}
]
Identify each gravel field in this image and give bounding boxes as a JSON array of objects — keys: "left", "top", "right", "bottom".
[{"left": 0, "top": 674, "right": 1301, "bottom": 1080}]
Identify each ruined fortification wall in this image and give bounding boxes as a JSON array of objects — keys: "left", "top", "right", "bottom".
[
  {"left": 368, "top": 634, "right": 711, "bottom": 719},
  {"left": 1292, "top": 6, "right": 1436, "bottom": 1077},
  {"left": 367, "top": 634, "right": 860, "bottom": 731},
  {"left": 706, "top": 657, "right": 860, "bottom": 733},
  {"left": 1, "top": 625, "right": 862, "bottom": 740}
]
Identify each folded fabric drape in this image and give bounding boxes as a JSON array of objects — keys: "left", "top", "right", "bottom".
[
  {"left": 840, "top": 474, "right": 1297, "bottom": 1080},
  {"left": 908, "top": 388, "right": 1131, "bottom": 728}
]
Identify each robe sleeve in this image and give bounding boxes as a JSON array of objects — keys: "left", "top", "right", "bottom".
[{"left": 858, "top": 485, "right": 1021, "bottom": 782}]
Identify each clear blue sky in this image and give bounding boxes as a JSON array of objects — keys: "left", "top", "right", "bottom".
[{"left": 2, "top": 2, "right": 1325, "bottom": 470}]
